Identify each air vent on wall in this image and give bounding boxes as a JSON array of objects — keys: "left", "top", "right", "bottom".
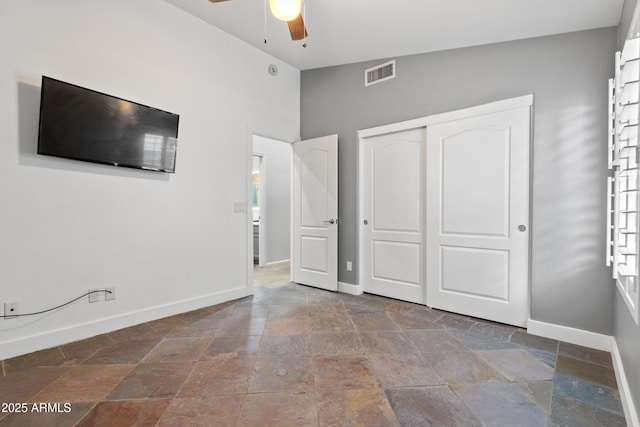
[{"left": 365, "top": 60, "right": 395, "bottom": 87}]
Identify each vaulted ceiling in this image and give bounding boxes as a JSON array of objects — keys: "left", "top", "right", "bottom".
[{"left": 164, "top": 0, "right": 624, "bottom": 70}]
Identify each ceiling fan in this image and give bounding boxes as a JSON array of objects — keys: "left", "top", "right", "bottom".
[{"left": 208, "top": 0, "right": 308, "bottom": 41}]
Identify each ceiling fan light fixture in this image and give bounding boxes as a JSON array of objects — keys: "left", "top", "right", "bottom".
[{"left": 269, "top": 0, "right": 302, "bottom": 21}]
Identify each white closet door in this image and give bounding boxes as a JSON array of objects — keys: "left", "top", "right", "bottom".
[
  {"left": 426, "top": 106, "right": 531, "bottom": 327},
  {"left": 360, "top": 128, "right": 425, "bottom": 304}
]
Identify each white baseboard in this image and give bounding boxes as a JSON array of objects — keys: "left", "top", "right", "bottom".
[
  {"left": 338, "top": 281, "right": 362, "bottom": 295},
  {"left": 0, "top": 286, "right": 251, "bottom": 361},
  {"left": 612, "top": 338, "right": 640, "bottom": 427},
  {"left": 527, "top": 319, "right": 612, "bottom": 352},
  {"left": 265, "top": 259, "right": 290, "bottom": 266}
]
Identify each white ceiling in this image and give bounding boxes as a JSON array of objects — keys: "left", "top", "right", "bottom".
[{"left": 164, "top": 0, "right": 624, "bottom": 70}]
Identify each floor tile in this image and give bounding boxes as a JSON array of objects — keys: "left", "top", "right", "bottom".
[
  {"left": 448, "top": 327, "right": 520, "bottom": 350},
  {"left": 558, "top": 342, "right": 614, "bottom": 368},
  {"left": 145, "top": 315, "right": 185, "bottom": 335},
  {"left": 454, "top": 382, "right": 548, "bottom": 427},
  {"left": 555, "top": 355, "right": 618, "bottom": 388},
  {"left": 404, "top": 330, "right": 467, "bottom": 353},
  {"left": 59, "top": 335, "right": 116, "bottom": 365},
  {"left": 387, "top": 309, "right": 444, "bottom": 329},
  {"left": 309, "top": 313, "right": 355, "bottom": 332},
  {"left": 510, "top": 330, "right": 559, "bottom": 353},
  {"left": 108, "top": 323, "right": 162, "bottom": 342},
  {"left": 223, "top": 304, "right": 270, "bottom": 320},
  {"left": 264, "top": 316, "right": 310, "bottom": 334},
  {"left": 309, "top": 332, "right": 365, "bottom": 356},
  {"left": 75, "top": 399, "right": 170, "bottom": 427},
  {"left": 313, "top": 356, "right": 380, "bottom": 390},
  {"left": 249, "top": 357, "right": 313, "bottom": 392},
  {"left": 201, "top": 335, "right": 261, "bottom": 360},
  {"left": 178, "top": 359, "right": 255, "bottom": 397},
  {"left": 434, "top": 313, "right": 476, "bottom": 330},
  {"left": 176, "top": 308, "right": 214, "bottom": 323},
  {"left": 82, "top": 338, "right": 161, "bottom": 365},
  {"left": 369, "top": 353, "right": 443, "bottom": 388},
  {"left": 385, "top": 386, "right": 482, "bottom": 427},
  {"left": 141, "top": 337, "right": 211, "bottom": 363},
  {"left": 344, "top": 298, "right": 390, "bottom": 314},
  {"left": 552, "top": 372, "right": 623, "bottom": 414},
  {"left": 383, "top": 302, "right": 415, "bottom": 315},
  {"left": 475, "top": 349, "right": 555, "bottom": 381},
  {"left": 350, "top": 313, "right": 399, "bottom": 331},
  {"left": 308, "top": 302, "right": 347, "bottom": 315},
  {"left": 515, "top": 380, "right": 553, "bottom": 413},
  {"left": 106, "top": 362, "right": 193, "bottom": 400},
  {"left": 258, "top": 334, "right": 311, "bottom": 357},
  {"left": 0, "top": 367, "right": 70, "bottom": 402},
  {"left": 33, "top": 364, "right": 134, "bottom": 402},
  {"left": 217, "top": 317, "right": 268, "bottom": 336},
  {"left": 0, "top": 402, "right": 94, "bottom": 427},
  {"left": 157, "top": 395, "right": 245, "bottom": 427},
  {"left": 550, "top": 393, "right": 627, "bottom": 427},
  {"left": 0, "top": 278, "right": 626, "bottom": 427},
  {"left": 316, "top": 388, "right": 400, "bottom": 426},
  {"left": 167, "top": 317, "right": 222, "bottom": 337},
  {"left": 239, "top": 392, "right": 317, "bottom": 427},
  {"left": 423, "top": 351, "right": 503, "bottom": 385},
  {"left": 358, "top": 331, "right": 419, "bottom": 354},
  {"left": 2, "top": 347, "right": 66, "bottom": 374},
  {"left": 268, "top": 304, "right": 309, "bottom": 319}
]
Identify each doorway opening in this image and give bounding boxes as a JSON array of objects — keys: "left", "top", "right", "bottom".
[{"left": 251, "top": 134, "right": 292, "bottom": 289}]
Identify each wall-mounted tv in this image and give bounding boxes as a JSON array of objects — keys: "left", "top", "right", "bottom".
[{"left": 37, "top": 76, "right": 179, "bottom": 173}]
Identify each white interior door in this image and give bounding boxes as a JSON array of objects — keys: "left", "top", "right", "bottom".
[
  {"left": 426, "top": 106, "right": 531, "bottom": 327},
  {"left": 360, "top": 128, "right": 425, "bottom": 304},
  {"left": 292, "top": 135, "right": 338, "bottom": 291}
]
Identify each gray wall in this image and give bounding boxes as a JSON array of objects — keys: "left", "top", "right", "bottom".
[
  {"left": 301, "top": 27, "right": 616, "bottom": 334},
  {"left": 253, "top": 135, "right": 291, "bottom": 264},
  {"left": 615, "top": 0, "right": 640, "bottom": 415}
]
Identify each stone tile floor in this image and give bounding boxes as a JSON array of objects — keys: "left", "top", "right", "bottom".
[{"left": 0, "top": 282, "right": 626, "bottom": 426}]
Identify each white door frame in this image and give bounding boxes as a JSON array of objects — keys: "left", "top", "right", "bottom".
[
  {"left": 246, "top": 128, "right": 294, "bottom": 292},
  {"left": 357, "top": 94, "right": 534, "bottom": 305}
]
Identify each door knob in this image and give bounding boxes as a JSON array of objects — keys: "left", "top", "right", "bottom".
[
  {"left": 518, "top": 225, "right": 527, "bottom": 232},
  {"left": 363, "top": 219, "right": 368, "bottom": 225},
  {"left": 323, "top": 219, "right": 336, "bottom": 225}
]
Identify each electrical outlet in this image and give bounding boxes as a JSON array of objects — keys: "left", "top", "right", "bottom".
[
  {"left": 88, "top": 289, "right": 101, "bottom": 303},
  {"left": 105, "top": 286, "right": 116, "bottom": 301},
  {"left": 3, "top": 302, "right": 18, "bottom": 319},
  {"left": 346, "top": 261, "right": 352, "bottom": 271}
]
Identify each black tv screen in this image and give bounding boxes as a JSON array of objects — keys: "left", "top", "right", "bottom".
[{"left": 37, "top": 76, "right": 179, "bottom": 173}]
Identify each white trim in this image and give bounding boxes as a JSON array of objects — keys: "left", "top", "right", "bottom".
[
  {"left": 0, "top": 287, "right": 251, "bottom": 361},
  {"left": 612, "top": 338, "right": 640, "bottom": 427},
  {"left": 265, "top": 259, "right": 290, "bottom": 267},
  {"left": 338, "top": 281, "right": 363, "bottom": 295},
  {"left": 358, "top": 94, "right": 534, "bottom": 139},
  {"left": 527, "top": 319, "right": 613, "bottom": 352}
]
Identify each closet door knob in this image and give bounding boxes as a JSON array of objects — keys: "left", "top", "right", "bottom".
[
  {"left": 518, "top": 225, "right": 527, "bottom": 232},
  {"left": 363, "top": 219, "right": 368, "bottom": 225}
]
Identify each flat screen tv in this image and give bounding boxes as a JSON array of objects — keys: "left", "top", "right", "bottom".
[{"left": 37, "top": 76, "right": 179, "bottom": 173}]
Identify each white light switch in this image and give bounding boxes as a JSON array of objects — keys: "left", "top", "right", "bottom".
[{"left": 346, "top": 261, "right": 352, "bottom": 271}]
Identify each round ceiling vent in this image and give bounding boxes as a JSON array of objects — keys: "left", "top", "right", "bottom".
[{"left": 268, "top": 64, "right": 278, "bottom": 76}]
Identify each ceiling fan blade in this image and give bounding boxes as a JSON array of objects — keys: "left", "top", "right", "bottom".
[{"left": 287, "top": 13, "right": 308, "bottom": 41}]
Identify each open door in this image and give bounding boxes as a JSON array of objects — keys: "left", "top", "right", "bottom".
[{"left": 292, "top": 135, "right": 338, "bottom": 291}]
